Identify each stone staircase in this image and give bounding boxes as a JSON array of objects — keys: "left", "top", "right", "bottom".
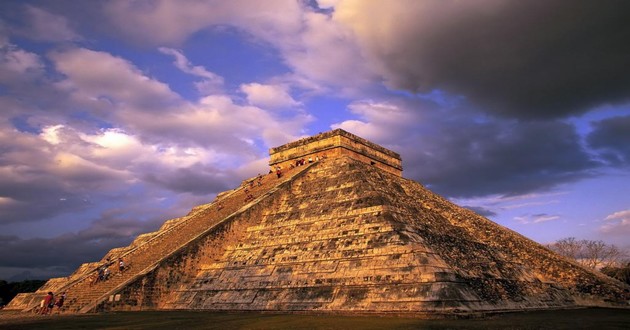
[{"left": 12, "top": 162, "right": 317, "bottom": 314}]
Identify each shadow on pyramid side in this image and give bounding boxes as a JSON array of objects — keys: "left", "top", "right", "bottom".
[{"left": 8, "top": 130, "right": 629, "bottom": 316}]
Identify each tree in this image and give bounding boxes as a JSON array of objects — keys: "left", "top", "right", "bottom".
[
  {"left": 0, "top": 279, "right": 46, "bottom": 307},
  {"left": 601, "top": 262, "right": 630, "bottom": 285},
  {"left": 547, "top": 237, "right": 627, "bottom": 270},
  {"left": 549, "top": 237, "right": 582, "bottom": 260}
]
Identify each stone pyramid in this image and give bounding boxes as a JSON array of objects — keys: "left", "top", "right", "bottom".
[{"left": 8, "top": 129, "right": 628, "bottom": 316}]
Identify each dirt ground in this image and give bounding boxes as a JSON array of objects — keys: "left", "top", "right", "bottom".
[{"left": 1, "top": 307, "right": 629, "bottom": 329}]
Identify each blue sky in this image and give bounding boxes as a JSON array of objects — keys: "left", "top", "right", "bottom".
[{"left": 0, "top": 0, "right": 629, "bottom": 280}]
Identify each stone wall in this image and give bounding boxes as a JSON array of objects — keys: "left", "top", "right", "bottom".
[{"left": 269, "top": 129, "right": 403, "bottom": 176}]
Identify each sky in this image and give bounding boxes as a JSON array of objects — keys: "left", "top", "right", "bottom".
[{"left": 0, "top": 0, "right": 629, "bottom": 281}]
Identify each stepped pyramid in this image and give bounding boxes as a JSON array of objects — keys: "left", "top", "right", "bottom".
[{"left": 8, "top": 129, "right": 628, "bottom": 316}]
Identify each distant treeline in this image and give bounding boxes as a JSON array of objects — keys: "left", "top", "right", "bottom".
[{"left": 0, "top": 279, "right": 46, "bottom": 306}]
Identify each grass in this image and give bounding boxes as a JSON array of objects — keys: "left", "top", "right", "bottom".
[{"left": 1, "top": 308, "right": 629, "bottom": 329}]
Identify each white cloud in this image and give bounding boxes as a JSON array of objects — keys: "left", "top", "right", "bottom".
[
  {"left": 40, "top": 125, "right": 65, "bottom": 145},
  {"left": 0, "top": 43, "right": 44, "bottom": 83},
  {"left": 332, "top": 100, "right": 421, "bottom": 144},
  {"left": 514, "top": 214, "right": 560, "bottom": 225},
  {"left": 317, "top": 0, "right": 341, "bottom": 9},
  {"left": 158, "top": 47, "right": 221, "bottom": 80},
  {"left": 604, "top": 209, "right": 630, "bottom": 221},
  {"left": 532, "top": 215, "right": 560, "bottom": 223},
  {"left": 240, "top": 83, "right": 299, "bottom": 109},
  {"left": 158, "top": 47, "right": 224, "bottom": 94},
  {"left": 50, "top": 47, "right": 180, "bottom": 110},
  {"left": 104, "top": 1, "right": 373, "bottom": 93},
  {"left": 281, "top": 11, "right": 373, "bottom": 92},
  {"left": 47, "top": 47, "right": 310, "bottom": 154},
  {"left": 50, "top": 151, "right": 125, "bottom": 182},
  {"left": 600, "top": 209, "right": 630, "bottom": 236},
  {"left": 120, "top": 94, "right": 310, "bottom": 159}
]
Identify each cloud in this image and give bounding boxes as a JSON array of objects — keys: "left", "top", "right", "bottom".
[
  {"left": 143, "top": 164, "right": 231, "bottom": 195},
  {"left": 281, "top": 10, "right": 374, "bottom": 92},
  {"left": 0, "top": 124, "right": 120, "bottom": 226},
  {"left": 158, "top": 47, "right": 225, "bottom": 94},
  {"left": 103, "top": 0, "right": 303, "bottom": 46},
  {"left": 514, "top": 213, "right": 560, "bottom": 225},
  {"left": 0, "top": 42, "right": 314, "bottom": 233},
  {"left": 414, "top": 119, "right": 600, "bottom": 197},
  {"left": 22, "top": 5, "right": 81, "bottom": 42},
  {"left": 587, "top": 115, "right": 630, "bottom": 166},
  {"left": 332, "top": 99, "right": 423, "bottom": 146},
  {"left": 453, "top": 192, "right": 565, "bottom": 220},
  {"left": 600, "top": 209, "right": 630, "bottom": 237},
  {"left": 46, "top": 47, "right": 311, "bottom": 154},
  {"left": 103, "top": 1, "right": 373, "bottom": 94},
  {"left": 463, "top": 206, "right": 497, "bottom": 218},
  {"left": 333, "top": 98, "right": 599, "bottom": 197},
  {"left": 332, "top": 0, "right": 630, "bottom": 118},
  {"left": 317, "top": 0, "right": 341, "bottom": 9},
  {"left": 604, "top": 210, "right": 630, "bottom": 221},
  {"left": 0, "top": 209, "right": 170, "bottom": 280},
  {"left": 50, "top": 47, "right": 181, "bottom": 110},
  {"left": 0, "top": 122, "right": 211, "bottom": 226},
  {"left": 240, "top": 83, "right": 300, "bottom": 109},
  {"left": 0, "top": 42, "right": 45, "bottom": 84}
]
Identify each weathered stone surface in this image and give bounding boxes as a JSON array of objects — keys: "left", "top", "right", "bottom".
[
  {"left": 8, "top": 130, "right": 628, "bottom": 316},
  {"left": 269, "top": 129, "right": 402, "bottom": 176}
]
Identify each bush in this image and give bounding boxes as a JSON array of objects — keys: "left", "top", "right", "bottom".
[{"left": 600, "top": 263, "right": 630, "bottom": 286}]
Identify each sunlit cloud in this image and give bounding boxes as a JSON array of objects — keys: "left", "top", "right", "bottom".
[
  {"left": 514, "top": 214, "right": 561, "bottom": 225},
  {"left": 600, "top": 209, "right": 630, "bottom": 236},
  {"left": 241, "top": 83, "right": 300, "bottom": 109}
]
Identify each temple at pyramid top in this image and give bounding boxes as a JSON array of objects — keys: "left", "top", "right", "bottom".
[{"left": 269, "top": 129, "right": 403, "bottom": 176}]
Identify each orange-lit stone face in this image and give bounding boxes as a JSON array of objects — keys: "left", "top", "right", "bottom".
[{"left": 269, "top": 129, "right": 402, "bottom": 176}]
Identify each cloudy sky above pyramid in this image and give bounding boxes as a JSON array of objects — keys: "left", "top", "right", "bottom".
[{"left": 1, "top": 0, "right": 629, "bottom": 280}]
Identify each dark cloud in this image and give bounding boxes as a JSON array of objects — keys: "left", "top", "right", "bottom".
[
  {"left": 464, "top": 206, "right": 497, "bottom": 218},
  {"left": 338, "top": 97, "right": 601, "bottom": 198},
  {"left": 402, "top": 117, "right": 599, "bottom": 198},
  {"left": 0, "top": 211, "right": 166, "bottom": 280},
  {"left": 0, "top": 127, "right": 119, "bottom": 225},
  {"left": 587, "top": 115, "right": 630, "bottom": 166},
  {"left": 143, "top": 164, "right": 233, "bottom": 196},
  {"left": 351, "top": 0, "right": 630, "bottom": 118}
]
